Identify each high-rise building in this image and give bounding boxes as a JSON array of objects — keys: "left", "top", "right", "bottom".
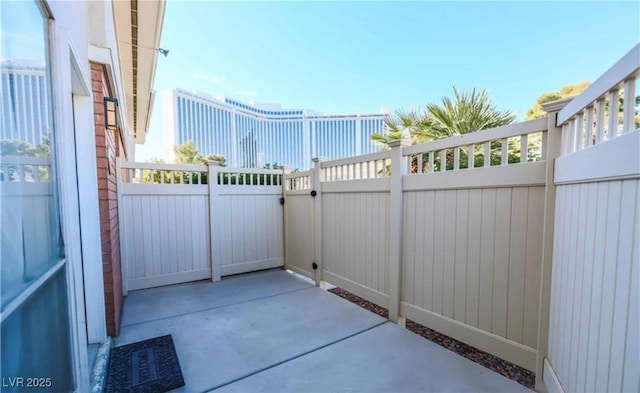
[
  {"left": 0, "top": 61, "right": 50, "bottom": 146},
  {"left": 164, "top": 89, "right": 387, "bottom": 169}
]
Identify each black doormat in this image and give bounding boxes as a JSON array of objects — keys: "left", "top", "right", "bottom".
[{"left": 105, "top": 335, "right": 185, "bottom": 393}]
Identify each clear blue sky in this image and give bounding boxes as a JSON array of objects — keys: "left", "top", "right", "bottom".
[{"left": 138, "top": 0, "right": 639, "bottom": 160}]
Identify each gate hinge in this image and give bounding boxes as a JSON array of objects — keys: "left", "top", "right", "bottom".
[
  {"left": 310, "top": 190, "right": 317, "bottom": 197},
  {"left": 312, "top": 262, "right": 318, "bottom": 270}
]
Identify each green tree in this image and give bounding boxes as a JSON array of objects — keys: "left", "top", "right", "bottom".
[
  {"left": 0, "top": 139, "right": 38, "bottom": 156},
  {"left": 372, "top": 87, "right": 517, "bottom": 170},
  {"left": 426, "top": 87, "right": 516, "bottom": 137},
  {"left": 373, "top": 87, "right": 516, "bottom": 146},
  {"left": 173, "top": 141, "right": 226, "bottom": 166},
  {"left": 1, "top": 136, "right": 52, "bottom": 181},
  {"left": 202, "top": 154, "right": 226, "bottom": 166},
  {"left": 525, "top": 82, "right": 590, "bottom": 120},
  {"left": 141, "top": 141, "right": 227, "bottom": 184},
  {"left": 370, "top": 108, "right": 434, "bottom": 146},
  {"left": 173, "top": 141, "right": 201, "bottom": 165},
  {"left": 527, "top": 82, "right": 639, "bottom": 128}
]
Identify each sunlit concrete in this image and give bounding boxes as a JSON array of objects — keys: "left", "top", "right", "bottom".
[{"left": 115, "top": 269, "right": 531, "bottom": 393}]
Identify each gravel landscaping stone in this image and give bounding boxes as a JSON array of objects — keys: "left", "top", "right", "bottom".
[{"left": 328, "top": 287, "right": 535, "bottom": 390}]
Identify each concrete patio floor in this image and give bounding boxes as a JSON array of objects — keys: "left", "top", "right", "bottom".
[{"left": 116, "top": 269, "right": 532, "bottom": 393}]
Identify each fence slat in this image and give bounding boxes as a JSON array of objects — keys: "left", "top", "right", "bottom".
[
  {"left": 595, "top": 99, "right": 606, "bottom": 143},
  {"left": 608, "top": 90, "right": 620, "bottom": 138},
  {"left": 574, "top": 115, "right": 583, "bottom": 153},
  {"left": 584, "top": 107, "right": 594, "bottom": 149},
  {"left": 484, "top": 142, "right": 491, "bottom": 167},
  {"left": 501, "top": 139, "right": 508, "bottom": 165},
  {"left": 520, "top": 134, "right": 528, "bottom": 163},
  {"left": 454, "top": 147, "right": 460, "bottom": 170},
  {"left": 623, "top": 78, "right": 636, "bottom": 133}
]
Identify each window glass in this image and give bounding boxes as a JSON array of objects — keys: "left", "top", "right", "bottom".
[
  {"left": 1, "top": 0, "right": 64, "bottom": 308},
  {"left": 1, "top": 1, "right": 72, "bottom": 391},
  {"left": 1, "top": 269, "right": 72, "bottom": 392}
]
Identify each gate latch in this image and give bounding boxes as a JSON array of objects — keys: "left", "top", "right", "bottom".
[
  {"left": 312, "top": 262, "right": 318, "bottom": 270},
  {"left": 279, "top": 197, "right": 285, "bottom": 205},
  {"left": 310, "top": 190, "right": 317, "bottom": 197}
]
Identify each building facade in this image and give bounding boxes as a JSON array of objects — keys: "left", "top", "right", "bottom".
[
  {"left": 0, "top": 61, "right": 49, "bottom": 146},
  {"left": 164, "top": 89, "right": 388, "bottom": 169},
  {"left": 0, "top": 1, "right": 165, "bottom": 391}
]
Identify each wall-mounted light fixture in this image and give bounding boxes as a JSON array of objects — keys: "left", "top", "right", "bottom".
[{"left": 104, "top": 97, "right": 118, "bottom": 130}]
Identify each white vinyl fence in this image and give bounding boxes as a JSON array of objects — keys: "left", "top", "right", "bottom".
[
  {"left": 542, "top": 44, "right": 639, "bottom": 393},
  {"left": 209, "top": 167, "right": 284, "bottom": 277},
  {"left": 282, "top": 47, "right": 639, "bottom": 391},
  {"left": 1, "top": 156, "right": 57, "bottom": 295},
  {"left": 321, "top": 151, "right": 392, "bottom": 306},
  {"left": 284, "top": 116, "right": 553, "bottom": 372},
  {"left": 281, "top": 44, "right": 639, "bottom": 392},
  {"left": 399, "top": 118, "right": 550, "bottom": 371},
  {"left": 118, "top": 160, "right": 285, "bottom": 292}
]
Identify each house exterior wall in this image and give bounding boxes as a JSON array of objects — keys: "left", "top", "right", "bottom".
[
  {"left": 0, "top": 1, "right": 98, "bottom": 390},
  {"left": 91, "top": 62, "right": 124, "bottom": 336},
  {"left": 2, "top": 0, "right": 163, "bottom": 389}
]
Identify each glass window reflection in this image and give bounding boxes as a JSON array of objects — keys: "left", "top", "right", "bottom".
[{"left": 0, "top": 0, "right": 64, "bottom": 308}]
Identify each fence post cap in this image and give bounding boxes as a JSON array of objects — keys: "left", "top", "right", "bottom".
[
  {"left": 312, "top": 157, "right": 327, "bottom": 163},
  {"left": 541, "top": 97, "right": 573, "bottom": 113},
  {"left": 207, "top": 160, "right": 222, "bottom": 166},
  {"left": 282, "top": 165, "right": 293, "bottom": 174},
  {"left": 387, "top": 139, "right": 411, "bottom": 148}
]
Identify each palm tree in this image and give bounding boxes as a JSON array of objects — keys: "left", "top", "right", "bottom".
[
  {"left": 370, "top": 108, "right": 441, "bottom": 145},
  {"left": 372, "top": 86, "right": 516, "bottom": 146},
  {"left": 372, "top": 87, "right": 517, "bottom": 171}
]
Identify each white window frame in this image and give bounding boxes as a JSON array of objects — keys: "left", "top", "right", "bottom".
[{"left": 50, "top": 24, "right": 92, "bottom": 393}]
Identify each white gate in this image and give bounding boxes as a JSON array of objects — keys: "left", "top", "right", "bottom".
[
  {"left": 283, "top": 170, "right": 315, "bottom": 279},
  {"left": 118, "top": 161, "right": 285, "bottom": 292},
  {"left": 209, "top": 166, "right": 285, "bottom": 277}
]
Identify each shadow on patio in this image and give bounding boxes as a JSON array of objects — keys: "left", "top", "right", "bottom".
[{"left": 115, "top": 269, "right": 531, "bottom": 392}]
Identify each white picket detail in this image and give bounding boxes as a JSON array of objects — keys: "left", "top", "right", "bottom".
[
  {"left": 321, "top": 150, "right": 391, "bottom": 181},
  {"left": 403, "top": 118, "right": 547, "bottom": 174},
  {"left": 1, "top": 156, "right": 57, "bottom": 295},
  {"left": 557, "top": 44, "right": 639, "bottom": 155}
]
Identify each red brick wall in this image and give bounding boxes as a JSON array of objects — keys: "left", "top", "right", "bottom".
[{"left": 91, "top": 62, "right": 124, "bottom": 336}]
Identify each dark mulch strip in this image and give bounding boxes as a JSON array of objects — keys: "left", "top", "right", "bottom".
[{"left": 328, "top": 287, "right": 535, "bottom": 390}]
